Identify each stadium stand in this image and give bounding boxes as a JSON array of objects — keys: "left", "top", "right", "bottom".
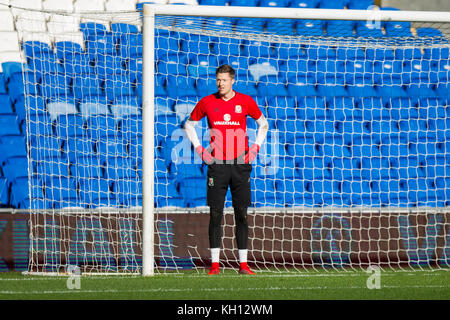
[{"left": 0, "top": 0, "right": 448, "bottom": 209}]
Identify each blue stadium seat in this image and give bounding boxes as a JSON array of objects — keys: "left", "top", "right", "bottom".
[
  {"left": 166, "top": 75, "right": 198, "bottom": 97},
  {"left": 229, "top": 0, "right": 258, "bottom": 6},
  {"left": 63, "top": 53, "right": 95, "bottom": 75},
  {"left": 326, "top": 20, "right": 355, "bottom": 37},
  {"left": 318, "top": 0, "right": 346, "bottom": 8},
  {"left": 105, "top": 157, "right": 138, "bottom": 181},
  {"left": 211, "top": 36, "right": 242, "bottom": 57},
  {"left": 257, "top": 77, "right": 288, "bottom": 97},
  {"left": 104, "top": 74, "right": 135, "bottom": 101},
  {"left": 22, "top": 40, "right": 53, "bottom": 63},
  {"left": 416, "top": 27, "right": 443, "bottom": 38},
  {"left": 366, "top": 48, "right": 395, "bottom": 61},
  {"left": 10, "top": 176, "right": 46, "bottom": 209},
  {"left": 233, "top": 80, "right": 257, "bottom": 96},
  {"left": 347, "top": 0, "right": 373, "bottom": 9},
  {"left": 86, "top": 116, "right": 118, "bottom": 141},
  {"left": 1, "top": 156, "right": 28, "bottom": 182},
  {"left": 234, "top": 17, "right": 266, "bottom": 32},
  {"left": 79, "top": 178, "right": 115, "bottom": 208},
  {"left": 0, "top": 114, "right": 21, "bottom": 136},
  {"left": 355, "top": 23, "right": 385, "bottom": 37},
  {"left": 28, "top": 52, "right": 63, "bottom": 75},
  {"left": 0, "top": 135, "right": 27, "bottom": 164},
  {"left": 64, "top": 138, "right": 94, "bottom": 162},
  {"left": 111, "top": 23, "right": 139, "bottom": 41},
  {"left": 179, "top": 34, "right": 210, "bottom": 56},
  {"left": 46, "top": 176, "right": 80, "bottom": 209},
  {"left": 40, "top": 73, "right": 71, "bottom": 98},
  {"left": 96, "top": 139, "right": 129, "bottom": 161},
  {"left": 199, "top": 0, "right": 229, "bottom": 5},
  {"left": 86, "top": 31, "right": 117, "bottom": 57},
  {"left": 0, "top": 177, "right": 8, "bottom": 206},
  {"left": 195, "top": 78, "right": 216, "bottom": 96},
  {"left": 187, "top": 54, "right": 219, "bottom": 78},
  {"left": 157, "top": 59, "right": 188, "bottom": 77},
  {"left": 384, "top": 21, "right": 413, "bottom": 37},
  {"left": 55, "top": 114, "right": 86, "bottom": 138},
  {"left": 54, "top": 41, "right": 85, "bottom": 61},
  {"left": 118, "top": 33, "right": 143, "bottom": 58},
  {"left": 95, "top": 55, "right": 125, "bottom": 78},
  {"left": 266, "top": 18, "right": 295, "bottom": 35},
  {"left": 290, "top": 0, "right": 319, "bottom": 7},
  {"left": 80, "top": 22, "right": 108, "bottom": 39},
  {"left": 36, "top": 161, "right": 69, "bottom": 183}
]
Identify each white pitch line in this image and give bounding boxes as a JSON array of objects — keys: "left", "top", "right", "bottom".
[
  {"left": 0, "top": 270, "right": 447, "bottom": 281},
  {"left": 0, "top": 284, "right": 448, "bottom": 295}
]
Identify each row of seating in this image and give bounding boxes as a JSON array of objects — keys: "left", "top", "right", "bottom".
[{"left": 9, "top": 171, "right": 450, "bottom": 209}]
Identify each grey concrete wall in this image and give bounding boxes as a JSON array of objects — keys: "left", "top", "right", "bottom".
[{"left": 381, "top": 0, "right": 450, "bottom": 11}]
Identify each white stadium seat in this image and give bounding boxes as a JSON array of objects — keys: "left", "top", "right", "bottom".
[
  {"left": 74, "top": 0, "right": 105, "bottom": 12},
  {"left": 15, "top": 11, "right": 48, "bottom": 33},
  {"left": 47, "top": 15, "right": 81, "bottom": 34},
  {"left": 105, "top": 0, "right": 138, "bottom": 11},
  {"left": 0, "top": 31, "right": 20, "bottom": 51},
  {"left": 0, "top": 10, "right": 15, "bottom": 31},
  {"left": 42, "top": 0, "right": 74, "bottom": 11},
  {"left": 10, "top": 0, "right": 42, "bottom": 10}
]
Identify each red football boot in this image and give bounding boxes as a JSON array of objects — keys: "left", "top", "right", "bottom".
[
  {"left": 239, "top": 262, "right": 256, "bottom": 275},
  {"left": 208, "top": 262, "right": 220, "bottom": 275}
]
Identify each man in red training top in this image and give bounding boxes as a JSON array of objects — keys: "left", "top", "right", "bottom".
[{"left": 184, "top": 65, "right": 269, "bottom": 275}]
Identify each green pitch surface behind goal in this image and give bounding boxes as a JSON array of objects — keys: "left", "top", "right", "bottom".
[{"left": 0, "top": 269, "right": 448, "bottom": 300}]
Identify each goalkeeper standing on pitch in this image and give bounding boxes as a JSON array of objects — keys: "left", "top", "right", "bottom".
[{"left": 184, "top": 65, "right": 269, "bottom": 275}]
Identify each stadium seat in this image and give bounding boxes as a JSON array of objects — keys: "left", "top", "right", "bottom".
[
  {"left": 187, "top": 54, "right": 219, "bottom": 78},
  {"left": 46, "top": 97, "right": 77, "bottom": 122},
  {"left": 79, "top": 179, "right": 116, "bottom": 208},
  {"left": 104, "top": 74, "right": 135, "bottom": 101},
  {"left": 0, "top": 114, "right": 21, "bottom": 136},
  {"left": 346, "top": 0, "right": 373, "bottom": 9},
  {"left": 105, "top": 158, "right": 138, "bottom": 181},
  {"left": 229, "top": 0, "right": 258, "bottom": 6},
  {"left": 235, "top": 17, "right": 266, "bottom": 32},
  {"left": 55, "top": 114, "right": 86, "bottom": 139},
  {"left": 96, "top": 139, "right": 129, "bottom": 161},
  {"left": 113, "top": 180, "right": 142, "bottom": 207},
  {"left": 211, "top": 37, "right": 241, "bottom": 57},
  {"left": 63, "top": 53, "right": 95, "bottom": 75},
  {"left": 79, "top": 95, "right": 109, "bottom": 119},
  {"left": 290, "top": 0, "right": 319, "bottom": 7},
  {"left": 195, "top": 78, "right": 216, "bottom": 97},
  {"left": 166, "top": 75, "right": 198, "bottom": 97},
  {"left": 384, "top": 21, "right": 413, "bottom": 37},
  {"left": 10, "top": 175, "right": 46, "bottom": 209},
  {"left": 22, "top": 41, "right": 53, "bottom": 62},
  {"left": 95, "top": 55, "right": 125, "bottom": 78},
  {"left": 110, "top": 96, "right": 141, "bottom": 119},
  {"left": 40, "top": 73, "right": 71, "bottom": 98},
  {"left": 2, "top": 156, "right": 28, "bottom": 182},
  {"left": 318, "top": 0, "right": 346, "bottom": 8},
  {"left": 355, "top": 23, "right": 384, "bottom": 37},
  {"left": 119, "top": 33, "right": 143, "bottom": 59},
  {"left": 121, "top": 115, "right": 142, "bottom": 140},
  {"left": 416, "top": 27, "right": 443, "bottom": 38},
  {"left": 199, "top": 0, "right": 229, "bottom": 5},
  {"left": 326, "top": 20, "right": 355, "bottom": 37}
]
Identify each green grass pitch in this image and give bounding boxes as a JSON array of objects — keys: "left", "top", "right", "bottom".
[{"left": 0, "top": 269, "right": 448, "bottom": 300}]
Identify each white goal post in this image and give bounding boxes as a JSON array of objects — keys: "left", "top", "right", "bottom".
[
  {"left": 13, "top": 3, "right": 449, "bottom": 276},
  {"left": 140, "top": 4, "right": 450, "bottom": 276}
]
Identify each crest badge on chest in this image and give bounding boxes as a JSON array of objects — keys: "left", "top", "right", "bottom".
[{"left": 235, "top": 104, "right": 242, "bottom": 113}]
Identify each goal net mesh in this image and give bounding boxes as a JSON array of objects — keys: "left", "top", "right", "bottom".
[{"left": 11, "top": 6, "right": 450, "bottom": 273}]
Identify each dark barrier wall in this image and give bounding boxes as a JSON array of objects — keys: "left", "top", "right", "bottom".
[{"left": 0, "top": 211, "right": 449, "bottom": 272}]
